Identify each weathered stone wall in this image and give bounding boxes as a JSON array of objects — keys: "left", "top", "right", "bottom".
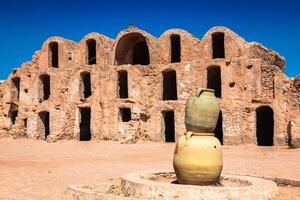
[{"left": 0, "top": 26, "right": 299, "bottom": 147}]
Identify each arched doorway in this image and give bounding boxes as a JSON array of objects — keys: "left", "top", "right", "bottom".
[
  {"left": 80, "top": 72, "right": 92, "bottom": 99},
  {"left": 162, "top": 69, "right": 177, "bottom": 100},
  {"left": 39, "top": 74, "right": 50, "bottom": 101},
  {"left": 212, "top": 32, "right": 225, "bottom": 59},
  {"left": 162, "top": 110, "right": 175, "bottom": 142},
  {"left": 79, "top": 107, "right": 91, "bottom": 141},
  {"left": 11, "top": 77, "right": 20, "bottom": 101},
  {"left": 86, "top": 39, "right": 96, "bottom": 65},
  {"left": 170, "top": 34, "right": 181, "bottom": 63},
  {"left": 256, "top": 106, "right": 274, "bottom": 146},
  {"left": 118, "top": 70, "right": 128, "bottom": 98},
  {"left": 49, "top": 42, "right": 59, "bottom": 68},
  {"left": 38, "top": 111, "right": 50, "bottom": 140},
  {"left": 207, "top": 66, "right": 221, "bottom": 98},
  {"left": 115, "top": 33, "right": 150, "bottom": 65}
]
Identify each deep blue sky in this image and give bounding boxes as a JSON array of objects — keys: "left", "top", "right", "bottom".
[{"left": 0, "top": 0, "right": 299, "bottom": 79}]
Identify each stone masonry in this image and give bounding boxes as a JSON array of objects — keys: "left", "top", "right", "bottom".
[{"left": 0, "top": 26, "right": 299, "bottom": 146}]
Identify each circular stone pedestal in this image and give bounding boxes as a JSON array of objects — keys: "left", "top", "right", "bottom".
[
  {"left": 66, "top": 172, "right": 278, "bottom": 200},
  {"left": 121, "top": 172, "right": 278, "bottom": 200}
]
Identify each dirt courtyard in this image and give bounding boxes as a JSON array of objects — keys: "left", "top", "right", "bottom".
[{"left": 0, "top": 138, "right": 299, "bottom": 200}]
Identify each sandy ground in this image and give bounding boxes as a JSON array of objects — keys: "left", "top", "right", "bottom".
[{"left": 0, "top": 138, "right": 299, "bottom": 200}]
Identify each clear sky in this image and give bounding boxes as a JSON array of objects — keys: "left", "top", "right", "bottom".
[{"left": 0, "top": 0, "right": 299, "bottom": 80}]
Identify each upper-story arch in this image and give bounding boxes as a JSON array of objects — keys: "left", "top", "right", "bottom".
[
  {"left": 39, "top": 37, "right": 76, "bottom": 70},
  {"left": 114, "top": 28, "right": 157, "bottom": 66},
  {"left": 201, "top": 26, "right": 246, "bottom": 60},
  {"left": 159, "top": 29, "right": 199, "bottom": 63},
  {"left": 115, "top": 32, "right": 150, "bottom": 65},
  {"left": 79, "top": 33, "right": 114, "bottom": 66}
]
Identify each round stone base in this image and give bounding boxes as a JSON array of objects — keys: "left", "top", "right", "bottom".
[
  {"left": 122, "top": 172, "right": 278, "bottom": 200},
  {"left": 66, "top": 172, "right": 278, "bottom": 200}
]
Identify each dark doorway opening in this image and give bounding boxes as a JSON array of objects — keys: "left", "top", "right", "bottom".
[
  {"left": 256, "top": 106, "right": 274, "bottom": 146},
  {"left": 40, "top": 74, "right": 50, "bottom": 100},
  {"left": 12, "top": 77, "right": 20, "bottom": 101},
  {"left": 115, "top": 33, "right": 150, "bottom": 65},
  {"left": 214, "top": 111, "right": 223, "bottom": 144},
  {"left": 87, "top": 39, "right": 96, "bottom": 65},
  {"left": 79, "top": 107, "right": 91, "bottom": 141},
  {"left": 207, "top": 66, "right": 221, "bottom": 98},
  {"left": 212, "top": 32, "right": 225, "bottom": 59},
  {"left": 39, "top": 111, "right": 50, "bottom": 140},
  {"left": 163, "top": 111, "right": 175, "bottom": 142},
  {"left": 49, "top": 42, "right": 59, "bottom": 68},
  {"left": 119, "top": 108, "right": 131, "bottom": 122},
  {"left": 287, "top": 121, "right": 292, "bottom": 146},
  {"left": 23, "top": 118, "right": 28, "bottom": 128},
  {"left": 118, "top": 71, "right": 128, "bottom": 98},
  {"left": 81, "top": 72, "right": 92, "bottom": 98},
  {"left": 171, "top": 34, "right": 181, "bottom": 63},
  {"left": 9, "top": 110, "right": 18, "bottom": 125},
  {"left": 163, "top": 70, "right": 177, "bottom": 100}
]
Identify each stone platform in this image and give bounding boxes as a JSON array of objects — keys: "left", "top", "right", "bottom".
[{"left": 66, "top": 171, "right": 278, "bottom": 200}]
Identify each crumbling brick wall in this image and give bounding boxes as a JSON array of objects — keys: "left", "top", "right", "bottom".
[{"left": 0, "top": 26, "right": 299, "bottom": 147}]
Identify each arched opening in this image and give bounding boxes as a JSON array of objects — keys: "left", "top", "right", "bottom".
[
  {"left": 8, "top": 104, "right": 18, "bottom": 125},
  {"left": 38, "top": 111, "right": 50, "bottom": 140},
  {"left": 214, "top": 111, "right": 223, "bottom": 144},
  {"left": 162, "top": 111, "right": 175, "bottom": 142},
  {"left": 115, "top": 33, "right": 150, "bottom": 65},
  {"left": 212, "top": 32, "right": 225, "bottom": 59},
  {"left": 39, "top": 74, "right": 50, "bottom": 101},
  {"left": 170, "top": 34, "right": 181, "bottom": 63},
  {"left": 163, "top": 70, "right": 177, "bottom": 100},
  {"left": 207, "top": 66, "right": 221, "bottom": 98},
  {"left": 86, "top": 39, "right": 96, "bottom": 65},
  {"left": 80, "top": 72, "right": 92, "bottom": 98},
  {"left": 79, "top": 107, "right": 91, "bottom": 141},
  {"left": 256, "top": 106, "right": 274, "bottom": 146},
  {"left": 11, "top": 77, "right": 20, "bottom": 101},
  {"left": 49, "top": 42, "right": 59, "bottom": 68},
  {"left": 118, "top": 70, "right": 128, "bottom": 98}
]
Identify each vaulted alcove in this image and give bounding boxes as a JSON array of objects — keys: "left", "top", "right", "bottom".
[{"left": 115, "top": 33, "right": 150, "bottom": 65}]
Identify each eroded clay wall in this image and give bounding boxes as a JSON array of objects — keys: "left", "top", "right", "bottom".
[{"left": 0, "top": 26, "right": 298, "bottom": 147}]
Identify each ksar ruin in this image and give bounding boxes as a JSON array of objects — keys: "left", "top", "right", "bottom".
[{"left": 0, "top": 26, "right": 299, "bottom": 146}]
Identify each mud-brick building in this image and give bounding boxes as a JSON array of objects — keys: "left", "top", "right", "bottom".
[{"left": 0, "top": 26, "right": 299, "bottom": 146}]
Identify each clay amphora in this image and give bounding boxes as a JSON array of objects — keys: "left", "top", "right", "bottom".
[
  {"left": 185, "top": 88, "right": 219, "bottom": 133},
  {"left": 173, "top": 132, "right": 223, "bottom": 185}
]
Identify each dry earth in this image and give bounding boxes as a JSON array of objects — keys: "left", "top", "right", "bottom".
[{"left": 0, "top": 138, "right": 299, "bottom": 199}]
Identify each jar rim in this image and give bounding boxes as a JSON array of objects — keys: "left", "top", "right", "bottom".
[{"left": 185, "top": 132, "right": 215, "bottom": 136}]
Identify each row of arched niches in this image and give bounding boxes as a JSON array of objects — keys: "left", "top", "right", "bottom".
[{"left": 38, "top": 26, "right": 253, "bottom": 69}]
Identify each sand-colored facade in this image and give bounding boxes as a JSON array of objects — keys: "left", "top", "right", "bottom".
[{"left": 0, "top": 26, "right": 299, "bottom": 146}]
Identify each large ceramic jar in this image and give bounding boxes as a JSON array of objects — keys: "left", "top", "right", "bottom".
[
  {"left": 173, "top": 132, "right": 223, "bottom": 185},
  {"left": 185, "top": 88, "right": 219, "bottom": 133}
]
